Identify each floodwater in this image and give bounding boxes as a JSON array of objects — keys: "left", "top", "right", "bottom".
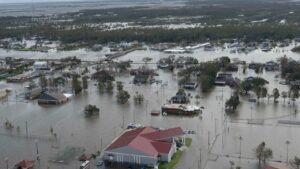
[{"left": 1, "top": 44, "right": 300, "bottom": 169}]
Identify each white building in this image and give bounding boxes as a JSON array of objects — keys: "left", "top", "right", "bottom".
[{"left": 33, "top": 61, "right": 49, "bottom": 70}]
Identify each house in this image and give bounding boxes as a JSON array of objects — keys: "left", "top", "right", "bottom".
[
  {"left": 103, "top": 127, "right": 185, "bottom": 168},
  {"left": 290, "top": 80, "right": 300, "bottom": 89},
  {"left": 25, "top": 87, "right": 42, "bottom": 100},
  {"left": 130, "top": 69, "right": 157, "bottom": 76},
  {"left": 92, "top": 70, "right": 115, "bottom": 82},
  {"left": 15, "top": 160, "right": 34, "bottom": 169},
  {"left": 249, "top": 63, "right": 261, "bottom": 69},
  {"left": 215, "top": 73, "right": 234, "bottom": 86},
  {"left": 33, "top": 61, "right": 49, "bottom": 70},
  {"left": 224, "top": 63, "right": 238, "bottom": 71},
  {"left": 265, "top": 61, "right": 279, "bottom": 71},
  {"left": 133, "top": 74, "right": 149, "bottom": 84},
  {"left": 183, "top": 82, "right": 198, "bottom": 90},
  {"left": 38, "top": 92, "right": 68, "bottom": 104},
  {"left": 171, "top": 92, "right": 189, "bottom": 104}
]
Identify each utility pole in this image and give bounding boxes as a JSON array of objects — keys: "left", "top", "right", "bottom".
[
  {"left": 199, "top": 148, "right": 202, "bottom": 169},
  {"left": 239, "top": 136, "right": 243, "bottom": 159},
  {"left": 5, "top": 157, "right": 8, "bottom": 169},
  {"left": 122, "top": 111, "right": 125, "bottom": 129},
  {"left": 208, "top": 131, "right": 210, "bottom": 148},
  {"left": 286, "top": 140, "right": 290, "bottom": 164},
  {"left": 25, "top": 121, "right": 28, "bottom": 138},
  {"left": 35, "top": 139, "right": 40, "bottom": 161},
  {"left": 214, "top": 118, "right": 217, "bottom": 137}
]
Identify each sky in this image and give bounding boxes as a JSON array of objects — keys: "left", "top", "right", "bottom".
[{"left": 0, "top": 0, "right": 82, "bottom": 4}]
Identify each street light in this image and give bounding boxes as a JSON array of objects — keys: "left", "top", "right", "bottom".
[
  {"left": 239, "top": 136, "right": 243, "bottom": 158},
  {"left": 4, "top": 157, "right": 8, "bottom": 169},
  {"left": 35, "top": 139, "right": 40, "bottom": 161},
  {"left": 286, "top": 140, "right": 290, "bottom": 164}
]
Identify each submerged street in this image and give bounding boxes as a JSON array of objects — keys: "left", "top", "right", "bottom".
[{"left": 1, "top": 44, "right": 300, "bottom": 169}]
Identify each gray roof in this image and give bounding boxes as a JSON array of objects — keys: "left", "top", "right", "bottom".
[{"left": 39, "top": 92, "right": 66, "bottom": 101}]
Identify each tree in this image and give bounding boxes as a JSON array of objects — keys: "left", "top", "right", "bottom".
[
  {"left": 225, "top": 92, "right": 240, "bottom": 113},
  {"left": 48, "top": 77, "right": 55, "bottom": 90},
  {"left": 261, "top": 87, "right": 268, "bottom": 100},
  {"left": 133, "top": 92, "right": 144, "bottom": 104},
  {"left": 84, "top": 104, "right": 100, "bottom": 117},
  {"left": 116, "top": 81, "right": 124, "bottom": 92},
  {"left": 198, "top": 62, "right": 219, "bottom": 92},
  {"left": 39, "top": 73, "right": 48, "bottom": 90},
  {"left": 255, "top": 65, "right": 261, "bottom": 75},
  {"left": 117, "top": 61, "right": 131, "bottom": 72},
  {"left": 240, "top": 81, "right": 252, "bottom": 95},
  {"left": 50, "top": 126, "right": 54, "bottom": 134},
  {"left": 291, "top": 156, "right": 300, "bottom": 169},
  {"left": 98, "top": 82, "right": 105, "bottom": 93},
  {"left": 291, "top": 89, "right": 299, "bottom": 105},
  {"left": 106, "top": 81, "right": 114, "bottom": 93},
  {"left": 255, "top": 142, "right": 273, "bottom": 168},
  {"left": 256, "top": 142, "right": 265, "bottom": 166},
  {"left": 82, "top": 67, "right": 89, "bottom": 74},
  {"left": 280, "top": 56, "right": 288, "bottom": 77},
  {"left": 243, "top": 64, "right": 247, "bottom": 74},
  {"left": 229, "top": 161, "right": 235, "bottom": 169},
  {"left": 273, "top": 88, "right": 280, "bottom": 103},
  {"left": 255, "top": 87, "right": 262, "bottom": 101},
  {"left": 4, "top": 119, "right": 14, "bottom": 130},
  {"left": 281, "top": 91, "right": 288, "bottom": 103},
  {"left": 82, "top": 76, "right": 88, "bottom": 90},
  {"left": 219, "top": 56, "right": 231, "bottom": 67},
  {"left": 117, "top": 90, "right": 130, "bottom": 104},
  {"left": 262, "top": 148, "right": 273, "bottom": 164},
  {"left": 72, "top": 74, "right": 82, "bottom": 94}
]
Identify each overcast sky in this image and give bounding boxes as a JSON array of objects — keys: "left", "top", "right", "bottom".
[{"left": 0, "top": 0, "right": 81, "bottom": 3}]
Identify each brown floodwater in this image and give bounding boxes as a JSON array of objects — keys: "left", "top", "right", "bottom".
[{"left": 0, "top": 44, "right": 300, "bottom": 169}]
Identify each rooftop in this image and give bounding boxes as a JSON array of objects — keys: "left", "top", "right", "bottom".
[{"left": 105, "top": 127, "right": 184, "bottom": 156}]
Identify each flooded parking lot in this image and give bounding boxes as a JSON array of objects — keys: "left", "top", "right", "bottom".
[{"left": 1, "top": 44, "right": 300, "bottom": 169}]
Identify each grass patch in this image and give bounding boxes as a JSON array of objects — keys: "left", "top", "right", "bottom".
[
  {"left": 159, "top": 150, "right": 183, "bottom": 169},
  {"left": 185, "top": 137, "right": 192, "bottom": 147}
]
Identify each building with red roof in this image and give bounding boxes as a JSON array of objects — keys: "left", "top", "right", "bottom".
[
  {"left": 15, "top": 160, "right": 34, "bottom": 169},
  {"left": 103, "top": 127, "right": 185, "bottom": 168},
  {"left": 265, "top": 164, "right": 294, "bottom": 169}
]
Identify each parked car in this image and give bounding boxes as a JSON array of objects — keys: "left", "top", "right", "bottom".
[
  {"left": 127, "top": 123, "right": 144, "bottom": 129},
  {"left": 175, "top": 140, "right": 183, "bottom": 147},
  {"left": 96, "top": 160, "right": 104, "bottom": 167}
]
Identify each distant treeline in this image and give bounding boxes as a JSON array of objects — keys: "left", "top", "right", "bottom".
[{"left": 1, "top": 24, "right": 299, "bottom": 44}]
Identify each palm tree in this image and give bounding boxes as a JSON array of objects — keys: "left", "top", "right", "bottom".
[
  {"left": 255, "top": 142, "right": 273, "bottom": 168},
  {"left": 273, "top": 88, "right": 280, "bottom": 103},
  {"left": 255, "top": 87, "right": 262, "bottom": 101},
  {"left": 291, "top": 156, "right": 300, "bottom": 169},
  {"left": 261, "top": 87, "right": 268, "bottom": 101}
]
